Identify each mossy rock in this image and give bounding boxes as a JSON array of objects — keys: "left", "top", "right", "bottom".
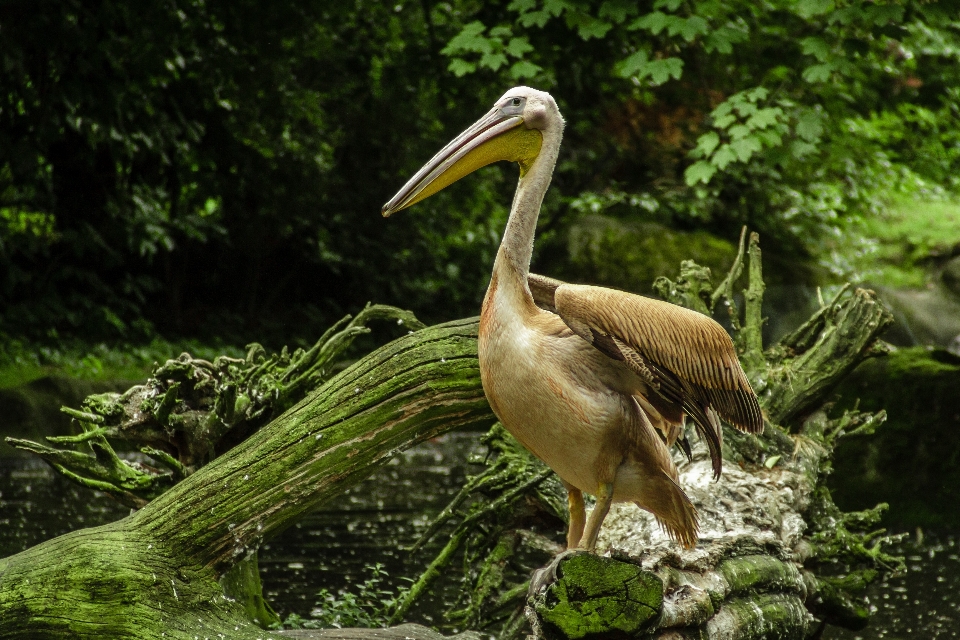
[
  {"left": 543, "top": 215, "right": 737, "bottom": 294},
  {"left": 830, "top": 346, "right": 960, "bottom": 527},
  {"left": 534, "top": 553, "right": 663, "bottom": 640}
]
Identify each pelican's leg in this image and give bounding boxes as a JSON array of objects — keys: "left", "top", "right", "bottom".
[
  {"left": 563, "top": 480, "right": 586, "bottom": 550},
  {"left": 581, "top": 481, "right": 614, "bottom": 552}
]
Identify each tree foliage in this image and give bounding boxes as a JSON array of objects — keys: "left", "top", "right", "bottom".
[{"left": 2, "top": 0, "right": 958, "bottom": 343}]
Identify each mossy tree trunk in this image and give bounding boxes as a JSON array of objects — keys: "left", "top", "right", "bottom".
[{"left": 0, "top": 319, "right": 494, "bottom": 639}]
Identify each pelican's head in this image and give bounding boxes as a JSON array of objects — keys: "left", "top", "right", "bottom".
[{"left": 381, "top": 86, "right": 561, "bottom": 217}]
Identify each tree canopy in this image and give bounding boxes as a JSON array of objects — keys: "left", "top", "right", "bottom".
[{"left": 2, "top": 0, "right": 958, "bottom": 344}]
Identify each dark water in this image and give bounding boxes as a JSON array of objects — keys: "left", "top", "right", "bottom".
[
  {"left": 0, "top": 433, "right": 486, "bottom": 626},
  {"left": 825, "top": 532, "right": 960, "bottom": 640},
  {"left": 2, "top": 435, "right": 958, "bottom": 638}
]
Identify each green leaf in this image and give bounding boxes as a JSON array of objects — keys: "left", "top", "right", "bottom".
[
  {"left": 684, "top": 160, "right": 717, "bottom": 185},
  {"left": 756, "top": 129, "right": 783, "bottom": 148},
  {"left": 677, "top": 16, "right": 709, "bottom": 41},
  {"left": 518, "top": 10, "right": 553, "bottom": 28},
  {"left": 795, "top": 109, "right": 824, "bottom": 142},
  {"left": 509, "top": 60, "right": 542, "bottom": 79},
  {"left": 447, "top": 58, "right": 477, "bottom": 77},
  {"left": 693, "top": 131, "right": 721, "bottom": 158},
  {"left": 571, "top": 13, "right": 613, "bottom": 40},
  {"left": 442, "top": 21, "right": 491, "bottom": 55},
  {"left": 479, "top": 52, "right": 509, "bottom": 71},
  {"left": 745, "top": 87, "right": 769, "bottom": 102},
  {"left": 489, "top": 25, "right": 513, "bottom": 38},
  {"left": 615, "top": 50, "right": 649, "bottom": 78},
  {"left": 747, "top": 107, "right": 783, "bottom": 130},
  {"left": 629, "top": 11, "right": 670, "bottom": 34},
  {"left": 505, "top": 37, "right": 534, "bottom": 58},
  {"left": 728, "top": 124, "right": 751, "bottom": 140},
  {"left": 790, "top": 140, "right": 817, "bottom": 158},
  {"left": 711, "top": 102, "right": 733, "bottom": 120},
  {"left": 598, "top": 0, "right": 637, "bottom": 23},
  {"left": 654, "top": 0, "right": 682, "bottom": 10},
  {"left": 800, "top": 37, "right": 830, "bottom": 62},
  {"left": 714, "top": 113, "right": 737, "bottom": 129},
  {"left": 734, "top": 102, "right": 758, "bottom": 117},
  {"left": 507, "top": 0, "right": 537, "bottom": 11},
  {"left": 705, "top": 25, "right": 748, "bottom": 54},
  {"left": 543, "top": 0, "right": 571, "bottom": 17},
  {"left": 802, "top": 63, "right": 834, "bottom": 83},
  {"left": 712, "top": 145, "right": 737, "bottom": 169},
  {"left": 764, "top": 455, "right": 781, "bottom": 469},
  {"left": 645, "top": 57, "right": 684, "bottom": 84},
  {"left": 730, "top": 136, "right": 762, "bottom": 161},
  {"left": 795, "top": 0, "right": 834, "bottom": 19}
]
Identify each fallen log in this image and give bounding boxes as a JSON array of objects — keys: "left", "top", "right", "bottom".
[{"left": 0, "top": 318, "right": 494, "bottom": 639}]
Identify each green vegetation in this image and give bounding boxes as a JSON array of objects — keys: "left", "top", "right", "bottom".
[
  {"left": 0, "top": 337, "right": 243, "bottom": 389},
  {"left": 845, "top": 197, "right": 960, "bottom": 288},
  {"left": 2, "top": 0, "right": 959, "bottom": 349}
]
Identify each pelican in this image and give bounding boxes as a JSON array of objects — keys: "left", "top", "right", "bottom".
[{"left": 382, "top": 87, "right": 763, "bottom": 551}]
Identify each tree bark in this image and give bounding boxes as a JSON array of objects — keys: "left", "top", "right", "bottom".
[{"left": 0, "top": 318, "right": 494, "bottom": 639}]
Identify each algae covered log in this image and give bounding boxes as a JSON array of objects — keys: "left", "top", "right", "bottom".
[{"left": 0, "top": 318, "right": 494, "bottom": 639}]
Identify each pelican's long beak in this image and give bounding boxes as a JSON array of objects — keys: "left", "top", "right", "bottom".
[{"left": 381, "top": 107, "right": 542, "bottom": 217}]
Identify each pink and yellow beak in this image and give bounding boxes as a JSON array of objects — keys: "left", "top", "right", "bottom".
[{"left": 381, "top": 104, "right": 543, "bottom": 217}]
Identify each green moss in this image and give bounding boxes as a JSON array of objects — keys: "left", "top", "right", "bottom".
[
  {"left": 717, "top": 555, "right": 804, "bottom": 597},
  {"left": 535, "top": 554, "right": 662, "bottom": 639},
  {"left": 547, "top": 215, "right": 737, "bottom": 294},
  {"left": 844, "top": 197, "right": 960, "bottom": 288},
  {"left": 831, "top": 346, "right": 960, "bottom": 527},
  {"left": 716, "top": 593, "right": 810, "bottom": 640}
]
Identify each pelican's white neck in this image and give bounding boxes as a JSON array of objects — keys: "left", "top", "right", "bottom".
[{"left": 495, "top": 119, "right": 563, "bottom": 280}]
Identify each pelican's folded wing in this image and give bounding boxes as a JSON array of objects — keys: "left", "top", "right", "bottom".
[{"left": 528, "top": 273, "right": 764, "bottom": 478}]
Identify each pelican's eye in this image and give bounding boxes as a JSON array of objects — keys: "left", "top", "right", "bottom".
[{"left": 501, "top": 96, "right": 526, "bottom": 116}]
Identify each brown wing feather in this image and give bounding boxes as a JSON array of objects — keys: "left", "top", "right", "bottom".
[{"left": 543, "top": 281, "right": 763, "bottom": 478}]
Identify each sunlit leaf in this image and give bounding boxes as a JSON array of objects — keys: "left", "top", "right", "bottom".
[
  {"left": 712, "top": 145, "right": 737, "bottom": 169},
  {"left": 800, "top": 37, "right": 831, "bottom": 62},
  {"left": 447, "top": 58, "right": 477, "bottom": 77},
  {"left": 747, "top": 107, "right": 783, "bottom": 130},
  {"left": 505, "top": 36, "right": 534, "bottom": 58},
  {"left": 802, "top": 63, "right": 834, "bottom": 83},
  {"left": 629, "top": 11, "right": 669, "bottom": 34},
  {"left": 795, "top": 0, "right": 835, "bottom": 19},
  {"left": 441, "top": 21, "right": 490, "bottom": 55},
  {"left": 728, "top": 124, "right": 751, "bottom": 140},
  {"left": 684, "top": 160, "right": 717, "bottom": 185},
  {"left": 694, "top": 132, "right": 721, "bottom": 158},
  {"left": 615, "top": 50, "right": 649, "bottom": 77},
  {"left": 730, "top": 136, "right": 762, "bottom": 161},
  {"left": 645, "top": 57, "right": 684, "bottom": 84},
  {"left": 509, "top": 60, "right": 542, "bottom": 79},
  {"left": 479, "top": 52, "right": 508, "bottom": 71}
]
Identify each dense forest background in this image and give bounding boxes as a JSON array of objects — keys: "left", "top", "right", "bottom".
[{"left": 2, "top": 0, "right": 959, "bottom": 354}]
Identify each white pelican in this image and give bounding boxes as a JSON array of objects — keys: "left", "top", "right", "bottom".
[{"left": 383, "top": 87, "right": 763, "bottom": 551}]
